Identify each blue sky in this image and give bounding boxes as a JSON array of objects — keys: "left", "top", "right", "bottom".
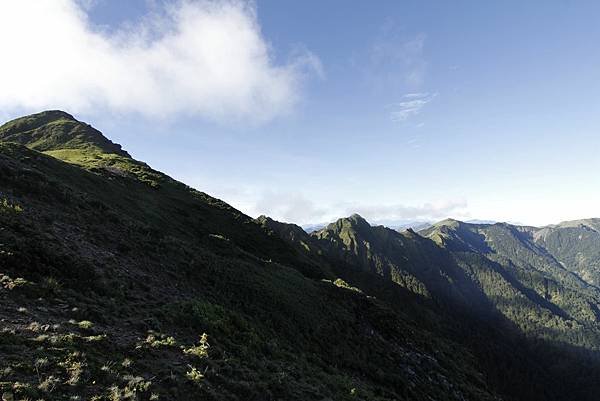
[{"left": 1, "top": 1, "right": 599, "bottom": 226}]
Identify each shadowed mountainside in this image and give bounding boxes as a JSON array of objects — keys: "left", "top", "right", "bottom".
[{"left": 260, "top": 213, "right": 600, "bottom": 401}]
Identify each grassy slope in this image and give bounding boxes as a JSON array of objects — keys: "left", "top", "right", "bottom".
[
  {"left": 0, "top": 113, "right": 499, "bottom": 401},
  {"left": 0, "top": 110, "right": 130, "bottom": 157}
]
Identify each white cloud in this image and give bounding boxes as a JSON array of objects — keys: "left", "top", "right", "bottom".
[
  {"left": 0, "top": 0, "right": 320, "bottom": 122},
  {"left": 345, "top": 199, "right": 469, "bottom": 222},
  {"left": 389, "top": 92, "right": 437, "bottom": 122},
  {"left": 240, "top": 189, "right": 469, "bottom": 226},
  {"left": 250, "top": 191, "right": 330, "bottom": 224}
]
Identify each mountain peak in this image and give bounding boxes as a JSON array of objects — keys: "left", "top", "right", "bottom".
[
  {"left": 256, "top": 215, "right": 310, "bottom": 238},
  {"left": 255, "top": 215, "right": 272, "bottom": 224},
  {"left": 431, "top": 218, "right": 464, "bottom": 229},
  {"left": 29, "top": 110, "right": 76, "bottom": 121},
  {"left": 347, "top": 213, "right": 370, "bottom": 225},
  {"left": 323, "top": 213, "right": 371, "bottom": 232},
  {"left": 0, "top": 110, "right": 130, "bottom": 158}
]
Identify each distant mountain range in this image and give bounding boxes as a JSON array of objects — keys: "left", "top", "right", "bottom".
[
  {"left": 2, "top": 111, "right": 600, "bottom": 401},
  {"left": 302, "top": 219, "right": 499, "bottom": 234}
]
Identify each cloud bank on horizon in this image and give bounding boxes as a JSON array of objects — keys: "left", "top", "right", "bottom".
[
  {"left": 0, "top": 0, "right": 321, "bottom": 122},
  {"left": 233, "top": 189, "right": 469, "bottom": 226}
]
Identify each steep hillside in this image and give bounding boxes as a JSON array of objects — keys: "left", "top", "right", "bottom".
[
  {"left": 532, "top": 219, "right": 600, "bottom": 285},
  {"left": 262, "top": 215, "right": 600, "bottom": 401},
  {"left": 0, "top": 112, "right": 502, "bottom": 401},
  {"left": 311, "top": 215, "right": 485, "bottom": 306},
  {"left": 422, "top": 220, "right": 600, "bottom": 348}
]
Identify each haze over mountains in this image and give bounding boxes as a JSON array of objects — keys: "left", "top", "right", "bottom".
[{"left": 2, "top": 111, "right": 600, "bottom": 401}]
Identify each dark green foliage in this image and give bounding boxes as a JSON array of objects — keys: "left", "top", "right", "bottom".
[
  {"left": 421, "top": 220, "right": 600, "bottom": 348},
  {"left": 533, "top": 219, "right": 600, "bottom": 286},
  {"left": 264, "top": 214, "right": 600, "bottom": 401}
]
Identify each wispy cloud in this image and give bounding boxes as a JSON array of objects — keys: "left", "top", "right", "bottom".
[
  {"left": 357, "top": 18, "right": 429, "bottom": 93},
  {"left": 0, "top": 0, "right": 321, "bottom": 123},
  {"left": 369, "top": 32, "right": 427, "bottom": 88},
  {"left": 389, "top": 92, "right": 437, "bottom": 122}
]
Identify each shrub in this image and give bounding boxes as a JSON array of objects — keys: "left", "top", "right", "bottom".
[
  {"left": 41, "top": 277, "right": 62, "bottom": 294},
  {"left": 142, "top": 332, "right": 177, "bottom": 348},
  {"left": 77, "top": 321, "right": 94, "bottom": 330},
  {"left": 0, "top": 275, "right": 30, "bottom": 290},
  {"left": 0, "top": 197, "right": 23, "bottom": 213},
  {"left": 333, "top": 278, "right": 363, "bottom": 293},
  {"left": 186, "top": 366, "right": 204, "bottom": 384},
  {"left": 182, "top": 333, "right": 210, "bottom": 359}
]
